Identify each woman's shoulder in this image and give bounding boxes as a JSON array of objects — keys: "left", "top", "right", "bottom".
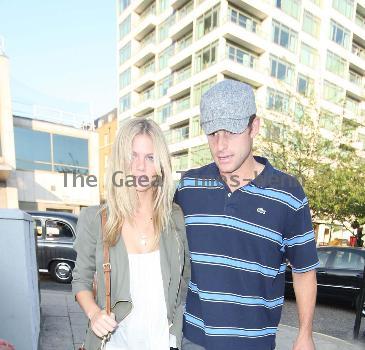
[{"left": 78, "top": 205, "right": 103, "bottom": 225}]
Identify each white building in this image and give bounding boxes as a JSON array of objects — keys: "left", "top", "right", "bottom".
[{"left": 116, "top": 0, "right": 365, "bottom": 173}]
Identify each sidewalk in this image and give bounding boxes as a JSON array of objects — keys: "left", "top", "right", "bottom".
[{"left": 39, "top": 289, "right": 364, "bottom": 350}]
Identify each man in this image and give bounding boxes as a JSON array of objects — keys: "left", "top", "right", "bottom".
[{"left": 174, "top": 79, "right": 319, "bottom": 350}]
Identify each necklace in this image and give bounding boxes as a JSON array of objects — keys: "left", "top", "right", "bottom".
[{"left": 137, "top": 216, "right": 153, "bottom": 247}]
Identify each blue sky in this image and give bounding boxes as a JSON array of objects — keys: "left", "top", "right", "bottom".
[{"left": 0, "top": 0, "right": 117, "bottom": 121}]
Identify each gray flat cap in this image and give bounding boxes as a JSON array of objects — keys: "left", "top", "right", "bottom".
[{"left": 200, "top": 79, "right": 257, "bottom": 134}]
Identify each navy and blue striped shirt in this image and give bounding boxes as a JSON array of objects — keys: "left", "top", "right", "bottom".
[{"left": 174, "top": 155, "right": 319, "bottom": 350}]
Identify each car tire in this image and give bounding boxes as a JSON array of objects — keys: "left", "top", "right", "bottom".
[{"left": 49, "top": 260, "right": 74, "bottom": 284}]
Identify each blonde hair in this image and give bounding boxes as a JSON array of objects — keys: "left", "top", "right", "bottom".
[{"left": 100, "top": 117, "right": 174, "bottom": 248}]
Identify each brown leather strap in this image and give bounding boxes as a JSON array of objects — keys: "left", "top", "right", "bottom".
[{"left": 101, "top": 208, "right": 111, "bottom": 315}]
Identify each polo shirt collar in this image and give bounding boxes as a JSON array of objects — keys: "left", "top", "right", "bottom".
[{"left": 210, "top": 155, "right": 274, "bottom": 189}]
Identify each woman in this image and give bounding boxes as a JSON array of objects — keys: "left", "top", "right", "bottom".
[{"left": 72, "top": 118, "right": 190, "bottom": 350}]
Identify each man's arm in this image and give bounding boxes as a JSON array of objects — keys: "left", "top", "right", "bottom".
[{"left": 292, "top": 270, "right": 317, "bottom": 350}]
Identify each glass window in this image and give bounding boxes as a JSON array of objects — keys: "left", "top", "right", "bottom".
[
  {"left": 274, "top": 0, "right": 301, "bottom": 19},
  {"left": 158, "top": 15, "right": 174, "bottom": 42},
  {"left": 53, "top": 135, "right": 88, "bottom": 174},
  {"left": 193, "top": 76, "right": 217, "bottom": 105},
  {"left": 227, "top": 6, "right": 258, "bottom": 33},
  {"left": 158, "top": 45, "right": 174, "bottom": 71},
  {"left": 195, "top": 40, "right": 218, "bottom": 73},
  {"left": 196, "top": 4, "right": 220, "bottom": 40},
  {"left": 120, "top": 92, "right": 131, "bottom": 112},
  {"left": 272, "top": 20, "right": 298, "bottom": 53},
  {"left": 46, "top": 220, "right": 74, "bottom": 241},
  {"left": 156, "top": 103, "right": 171, "bottom": 123},
  {"left": 317, "top": 249, "right": 332, "bottom": 268},
  {"left": 300, "top": 43, "right": 317, "bottom": 68},
  {"left": 119, "top": 68, "right": 131, "bottom": 90},
  {"left": 297, "top": 74, "right": 313, "bottom": 96},
  {"left": 119, "top": 15, "right": 131, "bottom": 40},
  {"left": 119, "top": 0, "right": 131, "bottom": 13},
  {"left": 329, "top": 20, "right": 350, "bottom": 49},
  {"left": 323, "top": 80, "right": 344, "bottom": 104},
  {"left": 270, "top": 55, "right": 294, "bottom": 85},
  {"left": 302, "top": 10, "right": 320, "bottom": 38},
  {"left": 119, "top": 42, "right": 131, "bottom": 65},
  {"left": 326, "top": 51, "right": 347, "bottom": 77},
  {"left": 330, "top": 250, "right": 365, "bottom": 269},
  {"left": 319, "top": 110, "right": 341, "bottom": 131},
  {"left": 332, "top": 0, "right": 354, "bottom": 19},
  {"left": 156, "top": 75, "right": 173, "bottom": 98},
  {"left": 226, "top": 43, "right": 256, "bottom": 68},
  {"left": 266, "top": 88, "right": 290, "bottom": 113},
  {"left": 14, "top": 127, "right": 52, "bottom": 171}
]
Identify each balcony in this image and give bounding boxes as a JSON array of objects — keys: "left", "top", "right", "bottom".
[
  {"left": 168, "top": 66, "right": 191, "bottom": 99},
  {"left": 134, "top": 4, "right": 158, "bottom": 41},
  {"left": 134, "top": 31, "right": 157, "bottom": 67},
  {"left": 165, "top": 125, "right": 189, "bottom": 144},
  {"left": 220, "top": 43, "right": 266, "bottom": 87},
  {"left": 221, "top": 10, "right": 266, "bottom": 55},
  {"left": 350, "top": 42, "right": 365, "bottom": 71},
  {"left": 170, "top": 1, "right": 194, "bottom": 41},
  {"left": 172, "top": 154, "right": 189, "bottom": 172}
]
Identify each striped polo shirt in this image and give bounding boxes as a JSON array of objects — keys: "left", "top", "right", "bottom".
[{"left": 174, "top": 155, "right": 319, "bottom": 350}]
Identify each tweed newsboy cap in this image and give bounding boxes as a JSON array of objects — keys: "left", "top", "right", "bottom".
[{"left": 199, "top": 79, "right": 257, "bottom": 134}]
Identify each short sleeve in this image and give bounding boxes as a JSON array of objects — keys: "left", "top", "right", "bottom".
[{"left": 283, "top": 186, "right": 319, "bottom": 273}]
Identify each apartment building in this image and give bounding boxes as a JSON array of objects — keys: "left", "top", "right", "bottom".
[
  {"left": 116, "top": 0, "right": 365, "bottom": 180},
  {"left": 94, "top": 108, "right": 118, "bottom": 202}
]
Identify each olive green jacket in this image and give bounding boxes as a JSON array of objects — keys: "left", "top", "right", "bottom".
[{"left": 71, "top": 203, "right": 190, "bottom": 350}]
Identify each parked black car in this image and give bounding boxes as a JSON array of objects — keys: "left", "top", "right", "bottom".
[
  {"left": 285, "top": 246, "right": 365, "bottom": 308},
  {"left": 28, "top": 211, "right": 78, "bottom": 283}
]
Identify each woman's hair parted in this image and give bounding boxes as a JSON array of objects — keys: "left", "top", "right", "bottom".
[{"left": 99, "top": 117, "right": 174, "bottom": 247}]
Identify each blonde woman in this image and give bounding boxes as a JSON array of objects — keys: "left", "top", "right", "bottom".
[{"left": 72, "top": 118, "right": 190, "bottom": 350}]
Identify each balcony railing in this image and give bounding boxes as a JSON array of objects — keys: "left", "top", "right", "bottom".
[
  {"left": 175, "top": 32, "right": 193, "bottom": 54},
  {"left": 226, "top": 43, "right": 258, "bottom": 69},
  {"left": 226, "top": 7, "right": 263, "bottom": 37},
  {"left": 175, "top": 66, "right": 191, "bottom": 84},
  {"left": 356, "top": 14, "right": 365, "bottom": 30},
  {"left": 172, "top": 154, "right": 189, "bottom": 171},
  {"left": 140, "top": 30, "right": 156, "bottom": 48},
  {"left": 165, "top": 125, "right": 189, "bottom": 144},
  {"left": 176, "top": 0, "right": 193, "bottom": 21},
  {"left": 349, "top": 70, "right": 363, "bottom": 86},
  {"left": 140, "top": 86, "right": 155, "bottom": 102},
  {"left": 172, "top": 95, "right": 191, "bottom": 115},
  {"left": 140, "top": 3, "right": 156, "bottom": 20},
  {"left": 352, "top": 42, "right": 365, "bottom": 60}
]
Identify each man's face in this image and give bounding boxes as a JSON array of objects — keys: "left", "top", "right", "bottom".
[{"left": 206, "top": 117, "right": 260, "bottom": 176}]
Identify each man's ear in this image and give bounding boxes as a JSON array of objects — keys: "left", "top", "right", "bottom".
[{"left": 249, "top": 116, "right": 260, "bottom": 138}]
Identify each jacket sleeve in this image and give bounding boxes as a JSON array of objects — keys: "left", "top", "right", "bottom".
[
  {"left": 71, "top": 207, "right": 98, "bottom": 301},
  {"left": 171, "top": 204, "right": 191, "bottom": 349}
]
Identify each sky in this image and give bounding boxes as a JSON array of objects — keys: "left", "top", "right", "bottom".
[{"left": 0, "top": 0, "right": 118, "bottom": 121}]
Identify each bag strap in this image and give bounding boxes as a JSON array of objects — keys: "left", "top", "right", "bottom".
[{"left": 101, "top": 207, "right": 111, "bottom": 315}]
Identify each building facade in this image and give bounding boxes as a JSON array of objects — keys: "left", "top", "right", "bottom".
[
  {"left": 116, "top": 0, "right": 365, "bottom": 175},
  {"left": 94, "top": 108, "right": 118, "bottom": 202},
  {"left": 0, "top": 45, "right": 100, "bottom": 213}
]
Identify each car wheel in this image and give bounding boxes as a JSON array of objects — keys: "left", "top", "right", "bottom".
[{"left": 49, "top": 260, "right": 74, "bottom": 283}]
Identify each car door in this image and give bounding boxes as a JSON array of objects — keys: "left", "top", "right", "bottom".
[
  {"left": 316, "top": 248, "right": 335, "bottom": 296},
  {"left": 43, "top": 218, "right": 75, "bottom": 269},
  {"left": 323, "top": 249, "right": 365, "bottom": 302}
]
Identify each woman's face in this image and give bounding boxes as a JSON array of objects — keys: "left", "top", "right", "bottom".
[{"left": 130, "top": 133, "right": 158, "bottom": 192}]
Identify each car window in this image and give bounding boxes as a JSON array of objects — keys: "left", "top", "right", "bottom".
[
  {"left": 46, "top": 220, "right": 74, "bottom": 240},
  {"left": 317, "top": 249, "right": 332, "bottom": 268},
  {"left": 330, "top": 250, "right": 365, "bottom": 270},
  {"left": 34, "top": 219, "right": 43, "bottom": 239}
]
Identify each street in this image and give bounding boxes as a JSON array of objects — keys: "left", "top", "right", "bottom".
[{"left": 38, "top": 274, "right": 365, "bottom": 350}]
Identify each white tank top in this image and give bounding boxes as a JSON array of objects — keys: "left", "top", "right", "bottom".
[{"left": 105, "top": 249, "right": 170, "bottom": 350}]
